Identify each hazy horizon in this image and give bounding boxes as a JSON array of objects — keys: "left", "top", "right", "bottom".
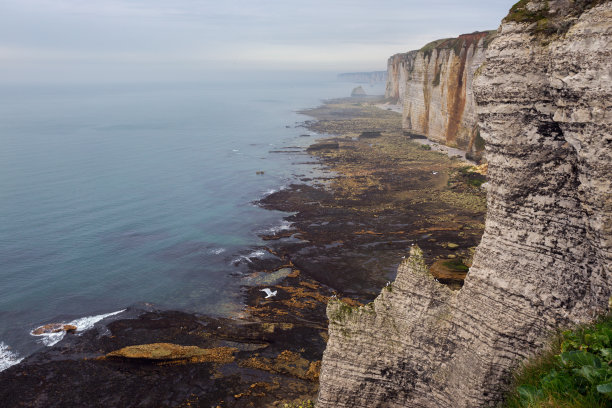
[{"left": 0, "top": 0, "right": 512, "bottom": 84}]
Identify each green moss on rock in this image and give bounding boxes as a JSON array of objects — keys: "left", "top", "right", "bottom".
[
  {"left": 442, "top": 259, "right": 470, "bottom": 272},
  {"left": 328, "top": 300, "right": 356, "bottom": 322}
]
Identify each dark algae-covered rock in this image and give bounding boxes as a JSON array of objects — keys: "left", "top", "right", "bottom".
[{"left": 0, "top": 310, "right": 326, "bottom": 407}]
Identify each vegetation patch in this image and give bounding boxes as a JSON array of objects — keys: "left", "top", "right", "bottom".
[
  {"left": 442, "top": 259, "right": 469, "bottom": 272},
  {"left": 328, "top": 300, "right": 356, "bottom": 322},
  {"left": 419, "top": 38, "right": 451, "bottom": 59},
  {"left": 454, "top": 165, "right": 487, "bottom": 189},
  {"left": 503, "top": 0, "right": 606, "bottom": 37},
  {"left": 467, "top": 178, "right": 486, "bottom": 188},
  {"left": 505, "top": 314, "right": 612, "bottom": 408},
  {"left": 504, "top": 0, "right": 549, "bottom": 24}
]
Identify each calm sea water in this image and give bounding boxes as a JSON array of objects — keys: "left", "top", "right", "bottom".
[{"left": 0, "top": 74, "right": 385, "bottom": 369}]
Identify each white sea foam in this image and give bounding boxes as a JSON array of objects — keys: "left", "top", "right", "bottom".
[
  {"left": 231, "top": 249, "right": 268, "bottom": 265},
  {"left": 209, "top": 247, "right": 226, "bottom": 255},
  {"left": 262, "top": 185, "right": 286, "bottom": 198},
  {"left": 31, "top": 309, "right": 126, "bottom": 347},
  {"left": 264, "top": 220, "right": 293, "bottom": 234},
  {"left": 0, "top": 342, "right": 24, "bottom": 372},
  {"left": 248, "top": 250, "right": 266, "bottom": 259}
]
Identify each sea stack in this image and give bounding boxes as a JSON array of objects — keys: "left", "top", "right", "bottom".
[{"left": 351, "top": 86, "right": 367, "bottom": 97}]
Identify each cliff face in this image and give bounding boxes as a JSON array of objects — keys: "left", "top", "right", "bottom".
[
  {"left": 317, "top": 1, "right": 612, "bottom": 407},
  {"left": 338, "top": 71, "right": 388, "bottom": 84},
  {"left": 385, "top": 51, "right": 418, "bottom": 105},
  {"left": 385, "top": 32, "right": 495, "bottom": 159}
]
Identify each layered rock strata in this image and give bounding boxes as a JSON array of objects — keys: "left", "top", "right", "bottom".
[
  {"left": 385, "top": 50, "right": 418, "bottom": 106},
  {"left": 385, "top": 32, "right": 495, "bottom": 160},
  {"left": 318, "top": 1, "right": 612, "bottom": 407}
]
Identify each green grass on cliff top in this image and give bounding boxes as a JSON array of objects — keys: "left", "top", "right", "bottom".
[
  {"left": 418, "top": 30, "right": 496, "bottom": 59},
  {"left": 503, "top": 0, "right": 607, "bottom": 30},
  {"left": 505, "top": 314, "right": 612, "bottom": 408},
  {"left": 504, "top": 0, "right": 549, "bottom": 24}
]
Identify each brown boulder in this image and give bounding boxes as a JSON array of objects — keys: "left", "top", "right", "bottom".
[
  {"left": 32, "top": 324, "right": 77, "bottom": 335},
  {"left": 105, "top": 343, "right": 237, "bottom": 364}
]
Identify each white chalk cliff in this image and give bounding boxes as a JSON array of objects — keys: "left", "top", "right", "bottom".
[{"left": 318, "top": 1, "right": 612, "bottom": 406}]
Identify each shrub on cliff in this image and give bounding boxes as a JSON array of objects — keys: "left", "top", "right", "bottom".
[{"left": 505, "top": 314, "right": 612, "bottom": 408}]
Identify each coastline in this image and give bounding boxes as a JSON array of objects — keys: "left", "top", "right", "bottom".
[{"left": 0, "top": 95, "right": 487, "bottom": 407}]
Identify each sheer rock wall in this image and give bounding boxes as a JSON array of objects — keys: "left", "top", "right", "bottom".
[
  {"left": 385, "top": 32, "right": 495, "bottom": 159},
  {"left": 318, "top": 1, "right": 611, "bottom": 407}
]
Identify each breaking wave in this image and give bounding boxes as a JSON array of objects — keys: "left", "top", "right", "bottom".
[
  {"left": 208, "top": 247, "right": 226, "bottom": 255},
  {"left": 264, "top": 220, "right": 293, "bottom": 234},
  {"left": 31, "top": 309, "right": 126, "bottom": 347},
  {"left": 231, "top": 249, "right": 268, "bottom": 265},
  {"left": 0, "top": 342, "right": 23, "bottom": 372}
]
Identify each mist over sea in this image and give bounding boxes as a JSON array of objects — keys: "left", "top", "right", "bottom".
[{"left": 0, "top": 74, "right": 385, "bottom": 367}]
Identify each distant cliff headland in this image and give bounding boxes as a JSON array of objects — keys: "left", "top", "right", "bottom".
[
  {"left": 384, "top": 30, "right": 496, "bottom": 162},
  {"left": 338, "top": 71, "right": 387, "bottom": 84},
  {"left": 318, "top": 1, "right": 611, "bottom": 407}
]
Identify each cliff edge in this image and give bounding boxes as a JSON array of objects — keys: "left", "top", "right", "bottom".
[
  {"left": 317, "top": 1, "right": 611, "bottom": 407},
  {"left": 385, "top": 31, "right": 496, "bottom": 161}
]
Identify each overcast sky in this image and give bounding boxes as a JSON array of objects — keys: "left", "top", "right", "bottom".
[{"left": 0, "top": 0, "right": 513, "bottom": 83}]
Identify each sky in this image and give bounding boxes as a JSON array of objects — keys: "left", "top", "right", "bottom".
[{"left": 0, "top": 0, "right": 513, "bottom": 83}]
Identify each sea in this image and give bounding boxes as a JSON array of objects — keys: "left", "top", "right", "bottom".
[{"left": 0, "top": 73, "right": 385, "bottom": 371}]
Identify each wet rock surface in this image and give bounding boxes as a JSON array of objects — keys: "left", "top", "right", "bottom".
[{"left": 1, "top": 309, "right": 325, "bottom": 407}]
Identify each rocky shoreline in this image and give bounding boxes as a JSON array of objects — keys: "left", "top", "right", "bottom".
[{"left": 0, "top": 96, "right": 487, "bottom": 407}]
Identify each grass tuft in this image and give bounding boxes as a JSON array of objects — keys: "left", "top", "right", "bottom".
[{"left": 504, "top": 314, "right": 612, "bottom": 408}]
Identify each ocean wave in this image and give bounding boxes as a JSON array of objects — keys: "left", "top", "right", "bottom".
[
  {"left": 231, "top": 249, "right": 268, "bottom": 265},
  {"left": 0, "top": 342, "right": 23, "bottom": 372},
  {"left": 208, "top": 247, "right": 226, "bottom": 255},
  {"left": 31, "top": 309, "right": 126, "bottom": 347},
  {"left": 262, "top": 185, "right": 286, "bottom": 198},
  {"left": 263, "top": 220, "right": 293, "bottom": 234}
]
